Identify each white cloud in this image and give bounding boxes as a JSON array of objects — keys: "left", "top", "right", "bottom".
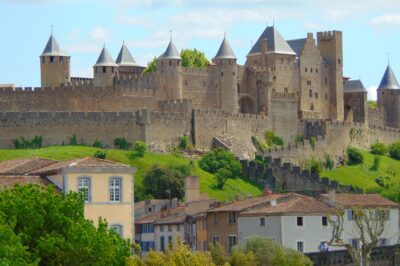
[
  {"left": 367, "top": 85, "right": 378, "bottom": 100},
  {"left": 370, "top": 14, "right": 400, "bottom": 29},
  {"left": 115, "top": 15, "right": 152, "bottom": 27},
  {"left": 90, "top": 27, "right": 112, "bottom": 42}
]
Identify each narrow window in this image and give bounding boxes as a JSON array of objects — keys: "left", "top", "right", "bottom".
[
  {"left": 347, "top": 210, "right": 354, "bottom": 221},
  {"left": 284, "top": 87, "right": 288, "bottom": 94},
  {"left": 316, "top": 68, "right": 318, "bottom": 73},
  {"left": 309, "top": 89, "right": 312, "bottom": 98},
  {"left": 214, "top": 214, "right": 218, "bottom": 224},
  {"left": 177, "top": 224, "right": 181, "bottom": 231},
  {"left": 297, "top": 217, "right": 303, "bottom": 226},
  {"left": 78, "top": 177, "right": 90, "bottom": 202},
  {"left": 103, "top": 66, "right": 106, "bottom": 73},
  {"left": 213, "top": 235, "right": 219, "bottom": 245},
  {"left": 109, "top": 177, "right": 122, "bottom": 202},
  {"left": 160, "top": 236, "right": 165, "bottom": 251},
  {"left": 110, "top": 224, "right": 123, "bottom": 237},
  {"left": 50, "top": 56, "right": 54, "bottom": 63},
  {"left": 228, "top": 235, "right": 237, "bottom": 252},
  {"left": 60, "top": 56, "right": 64, "bottom": 63},
  {"left": 260, "top": 217, "right": 265, "bottom": 227},
  {"left": 168, "top": 236, "right": 172, "bottom": 244},
  {"left": 297, "top": 241, "right": 304, "bottom": 252},
  {"left": 184, "top": 80, "right": 188, "bottom": 86},
  {"left": 169, "top": 60, "right": 171, "bottom": 66},
  {"left": 221, "top": 72, "right": 224, "bottom": 77},
  {"left": 160, "top": 225, "right": 164, "bottom": 232},
  {"left": 338, "top": 59, "right": 341, "bottom": 65},
  {"left": 228, "top": 212, "right": 236, "bottom": 224},
  {"left": 310, "top": 68, "right": 313, "bottom": 73},
  {"left": 322, "top": 216, "right": 328, "bottom": 226},
  {"left": 305, "top": 67, "right": 308, "bottom": 72},
  {"left": 307, "top": 80, "right": 312, "bottom": 86},
  {"left": 168, "top": 225, "right": 172, "bottom": 232}
]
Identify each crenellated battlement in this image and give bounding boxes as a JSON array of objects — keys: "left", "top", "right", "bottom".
[
  {"left": 317, "top": 30, "right": 342, "bottom": 40},
  {"left": 193, "top": 109, "right": 267, "bottom": 120},
  {"left": 159, "top": 99, "right": 193, "bottom": 113},
  {"left": 182, "top": 67, "right": 211, "bottom": 75}
]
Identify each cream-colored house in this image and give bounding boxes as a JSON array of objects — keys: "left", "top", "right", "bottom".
[{"left": 0, "top": 157, "right": 135, "bottom": 240}]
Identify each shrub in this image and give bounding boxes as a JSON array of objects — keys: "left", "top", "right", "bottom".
[
  {"left": 69, "top": 134, "right": 78, "bottom": 145},
  {"left": 389, "top": 141, "right": 400, "bottom": 160},
  {"left": 114, "top": 137, "right": 132, "bottom": 150},
  {"left": 12, "top": 136, "right": 42, "bottom": 149},
  {"left": 294, "top": 134, "right": 304, "bottom": 143},
  {"left": 215, "top": 168, "right": 232, "bottom": 189},
  {"left": 370, "top": 142, "right": 387, "bottom": 155},
  {"left": 199, "top": 148, "right": 242, "bottom": 178},
  {"left": 371, "top": 156, "right": 380, "bottom": 171},
  {"left": 309, "top": 137, "right": 317, "bottom": 150},
  {"left": 347, "top": 147, "right": 364, "bottom": 164},
  {"left": 324, "top": 154, "right": 334, "bottom": 170},
  {"left": 93, "top": 150, "right": 106, "bottom": 159},
  {"left": 133, "top": 141, "right": 147, "bottom": 157},
  {"left": 265, "top": 130, "right": 284, "bottom": 147},
  {"left": 251, "top": 136, "right": 267, "bottom": 152},
  {"left": 179, "top": 135, "right": 189, "bottom": 150},
  {"left": 92, "top": 139, "right": 103, "bottom": 148}
]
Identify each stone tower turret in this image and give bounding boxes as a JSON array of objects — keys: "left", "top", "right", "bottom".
[
  {"left": 157, "top": 40, "right": 182, "bottom": 100},
  {"left": 377, "top": 64, "right": 400, "bottom": 128},
  {"left": 317, "top": 31, "right": 344, "bottom": 121},
  {"left": 40, "top": 33, "right": 70, "bottom": 87},
  {"left": 93, "top": 46, "right": 118, "bottom": 87},
  {"left": 116, "top": 43, "right": 144, "bottom": 76},
  {"left": 212, "top": 36, "right": 239, "bottom": 113}
]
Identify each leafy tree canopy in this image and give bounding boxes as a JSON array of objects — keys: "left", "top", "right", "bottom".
[
  {"left": 199, "top": 148, "right": 242, "bottom": 178},
  {"left": 0, "top": 184, "right": 132, "bottom": 266}
]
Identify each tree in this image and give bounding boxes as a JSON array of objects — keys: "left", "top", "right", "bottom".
[
  {"left": 230, "top": 249, "right": 256, "bottom": 266},
  {"left": 143, "top": 57, "right": 157, "bottom": 74},
  {"left": 236, "top": 236, "right": 312, "bottom": 266},
  {"left": 134, "top": 141, "right": 147, "bottom": 157},
  {"left": 181, "top": 48, "right": 210, "bottom": 68},
  {"left": 215, "top": 168, "right": 231, "bottom": 189},
  {"left": 370, "top": 142, "right": 387, "bottom": 155},
  {"left": 389, "top": 141, "right": 400, "bottom": 160},
  {"left": 347, "top": 147, "right": 364, "bottom": 164},
  {"left": 0, "top": 184, "right": 132, "bottom": 266},
  {"left": 328, "top": 207, "right": 389, "bottom": 266},
  {"left": 143, "top": 164, "right": 191, "bottom": 200},
  {"left": 199, "top": 148, "right": 242, "bottom": 178}
]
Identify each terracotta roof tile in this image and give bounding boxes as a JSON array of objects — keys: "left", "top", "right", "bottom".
[
  {"left": 0, "top": 158, "right": 55, "bottom": 175},
  {"left": 240, "top": 194, "right": 335, "bottom": 216},
  {"left": 135, "top": 206, "right": 185, "bottom": 224},
  {"left": 321, "top": 193, "right": 399, "bottom": 208},
  {"left": 0, "top": 175, "right": 53, "bottom": 188}
]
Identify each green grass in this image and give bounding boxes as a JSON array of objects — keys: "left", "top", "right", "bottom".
[
  {"left": 321, "top": 150, "right": 400, "bottom": 201},
  {"left": 0, "top": 146, "right": 262, "bottom": 201}
]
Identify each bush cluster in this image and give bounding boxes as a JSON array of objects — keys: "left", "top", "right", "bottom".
[
  {"left": 389, "top": 141, "right": 400, "bottom": 160},
  {"left": 114, "top": 137, "right": 132, "bottom": 150},
  {"left": 12, "top": 136, "right": 42, "bottom": 149},
  {"left": 133, "top": 141, "right": 147, "bottom": 157},
  {"left": 370, "top": 142, "right": 387, "bottom": 155},
  {"left": 265, "top": 130, "right": 284, "bottom": 147},
  {"left": 347, "top": 147, "right": 364, "bottom": 164}
]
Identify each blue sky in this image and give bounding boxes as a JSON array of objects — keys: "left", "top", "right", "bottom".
[{"left": 1, "top": 0, "right": 400, "bottom": 100}]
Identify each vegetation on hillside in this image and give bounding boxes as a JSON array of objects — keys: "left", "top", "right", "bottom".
[{"left": 0, "top": 146, "right": 262, "bottom": 202}]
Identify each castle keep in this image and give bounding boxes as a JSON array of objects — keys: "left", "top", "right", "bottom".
[{"left": 1, "top": 26, "right": 400, "bottom": 160}]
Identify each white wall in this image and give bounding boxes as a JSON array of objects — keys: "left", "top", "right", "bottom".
[
  {"left": 154, "top": 223, "right": 185, "bottom": 251},
  {"left": 238, "top": 216, "right": 282, "bottom": 245}
]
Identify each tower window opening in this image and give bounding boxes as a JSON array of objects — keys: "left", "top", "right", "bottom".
[
  {"left": 60, "top": 57, "right": 64, "bottom": 63},
  {"left": 103, "top": 67, "right": 106, "bottom": 73},
  {"left": 305, "top": 67, "right": 308, "bottom": 72},
  {"left": 309, "top": 89, "right": 312, "bottom": 97},
  {"left": 42, "top": 57, "right": 45, "bottom": 63},
  {"left": 112, "top": 67, "right": 114, "bottom": 73},
  {"left": 50, "top": 56, "right": 54, "bottom": 63},
  {"left": 310, "top": 68, "right": 313, "bottom": 73},
  {"left": 169, "top": 60, "right": 171, "bottom": 66},
  {"left": 221, "top": 72, "right": 224, "bottom": 77},
  {"left": 338, "top": 59, "right": 341, "bottom": 65}
]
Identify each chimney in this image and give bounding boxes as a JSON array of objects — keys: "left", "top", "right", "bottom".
[
  {"left": 270, "top": 199, "right": 277, "bottom": 207},
  {"left": 328, "top": 189, "right": 336, "bottom": 207},
  {"left": 185, "top": 176, "right": 200, "bottom": 203}
]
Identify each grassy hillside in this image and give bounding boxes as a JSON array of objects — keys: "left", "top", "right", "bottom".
[
  {"left": 321, "top": 150, "right": 400, "bottom": 201},
  {"left": 0, "top": 146, "right": 262, "bottom": 201}
]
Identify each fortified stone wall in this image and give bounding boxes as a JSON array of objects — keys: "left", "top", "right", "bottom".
[{"left": 0, "top": 112, "right": 142, "bottom": 148}]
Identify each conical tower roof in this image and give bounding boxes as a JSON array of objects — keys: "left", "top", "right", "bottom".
[
  {"left": 41, "top": 34, "right": 69, "bottom": 57},
  {"left": 116, "top": 44, "right": 137, "bottom": 66},
  {"left": 94, "top": 47, "right": 118, "bottom": 67},
  {"left": 248, "top": 26, "right": 296, "bottom": 56},
  {"left": 158, "top": 40, "right": 180, "bottom": 60},
  {"left": 378, "top": 64, "right": 400, "bottom": 90},
  {"left": 213, "top": 37, "right": 236, "bottom": 60}
]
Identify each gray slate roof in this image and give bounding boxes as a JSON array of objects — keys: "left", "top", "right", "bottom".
[
  {"left": 248, "top": 26, "right": 296, "bottom": 56},
  {"left": 213, "top": 37, "right": 236, "bottom": 60},
  {"left": 159, "top": 40, "right": 181, "bottom": 60},
  {"left": 378, "top": 65, "right": 400, "bottom": 90},
  {"left": 287, "top": 38, "right": 306, "bottom": 56},
  {"left": 94, "top": 47, "right": 118, "bottom": 67},
  {"left": 116, "top": 44, "right": 137, "bottom": 66},
  {"left": 344, "top": 80, "right": 367, "bottom": 92},
  {"left": 41, "top": 34, "right": 69, "bottom": 57}
]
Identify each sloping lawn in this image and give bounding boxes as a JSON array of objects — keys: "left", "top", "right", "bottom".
[{"left": 0, "top": 146, "right": 262, "bottom": 201}]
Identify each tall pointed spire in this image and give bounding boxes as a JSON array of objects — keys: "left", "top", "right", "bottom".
[
  {"left": 41, "top": 34, "right": 68, "bottom": 57},
  {"left": 116, "top": 43, "right": 137, "bottom": 66},
  {"left": 378, "top": 64, "right": 400, "bottom": 90},
  {"left": 158, "top": 40, "right": 180, "bottom": 60},
  {"left": 94, "top": 47, "right": 117, "bottom": 67},
  {"left": 213, "top": 35, "right": 236, "bottom": 60}
]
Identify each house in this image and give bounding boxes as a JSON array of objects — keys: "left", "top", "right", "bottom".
[
  {"left": 238, "top": 193, "right": 336, "bottom": 253},
  {"left": 134, "top": 198, "right": 178, "bottom": 219},
  {"left": 205, "top": 193, "right": 289, "bottom": 253},
  {"left": 320, "top": 192, "right": 400, "bottom": 248},
  {"left": 0, "top": 157, "right": 135, "bottom": 240}
]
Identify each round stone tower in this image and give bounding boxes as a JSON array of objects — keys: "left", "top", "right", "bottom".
[
  {"left": 377, "top": 64, "right": 400, "bottom": 128},
  {"left": 157, "top": 40, "right": 182, "bottom": 100},
  {"left": 40, "top": 33, "right": 70, "bottom": 87},
  {"left": 212, "top": 36, "right": 239, "bottom": 113},
  {"left": 93, "top": 46, "right": 118, "bottom": 87}
]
